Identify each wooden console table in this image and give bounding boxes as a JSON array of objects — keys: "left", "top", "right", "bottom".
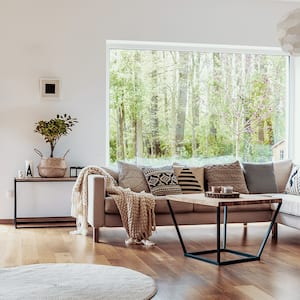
[{"left": 14, "top": 177, "right": 76, "bottom": 228}]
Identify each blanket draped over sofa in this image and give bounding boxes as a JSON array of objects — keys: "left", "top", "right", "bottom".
[{"left": 71, "top": 166, "right": 156, "bottom": 243}]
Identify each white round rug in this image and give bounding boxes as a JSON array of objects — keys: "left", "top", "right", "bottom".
[{"left": 0, "top": 263, "right": 157, "bottom": 300}]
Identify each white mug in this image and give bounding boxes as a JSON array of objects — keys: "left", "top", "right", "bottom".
[
  {"left": 25, "top": 160, "right": 33, "bottom": 177},
  {"left": 18, "top": 170, "right": 25, "bottom": 179}
]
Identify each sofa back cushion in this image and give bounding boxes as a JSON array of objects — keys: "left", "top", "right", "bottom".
[
  {"left": 204, "top": 161, "right": 249, "bottom": 194},
  {"left": 273, "top": 160, "right": 293, "bottom": 193},
  {"left": 242, "top": 162, "right": 277, "bottom": 193},
  {"left": 102, "top": 166, "right": 119, "bottom": 183},
  {"left": 117, "top": 161, "right": 150, "bottom": 193},
  {"left": 142, "top": 165, "right": 182, "bottom": 196}
]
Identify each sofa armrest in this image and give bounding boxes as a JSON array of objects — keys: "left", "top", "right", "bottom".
[{"left": 87, "top": 174, "right": 106, "bottom": 228}]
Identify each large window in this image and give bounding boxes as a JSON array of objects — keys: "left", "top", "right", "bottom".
[{"left": 109, "top": 43, "right": 289, "bottom": 166}]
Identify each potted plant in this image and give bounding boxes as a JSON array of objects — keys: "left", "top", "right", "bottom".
[{"left": 34, "top": 114, "right": 78, "bottom": 177}]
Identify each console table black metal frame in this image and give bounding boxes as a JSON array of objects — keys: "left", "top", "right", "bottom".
[{"left": 14, "top": 177, "right": 76, "bottom": 228}]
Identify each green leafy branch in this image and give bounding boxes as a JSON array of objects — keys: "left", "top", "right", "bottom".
[{"left": 34, "top": 114, "right": 78, "bottom": 157}]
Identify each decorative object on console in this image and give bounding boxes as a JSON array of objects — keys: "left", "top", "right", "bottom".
[
  {"left": 204, "top": 161, "right": 249, "bottom": 194},
  {"left": 277, "top": 8, "right": 300, "bottom": 56},
  {"left": 70, "top": 166, "right": 84, "bottom": 177},
  {"left": 25, "top": 160, "right": 33, "bottom": 177},
  {"left": 285, "top": 165, "right": 300, "bottom": 195},
  {"left": 34, "top": 114, "right": 78, "bottom": 177},
  {"left": 17, "top": 170, "right": 25, "bottom": 179},
  {"left": 142, "top": 165, "right": 182, "bottom": 196}
]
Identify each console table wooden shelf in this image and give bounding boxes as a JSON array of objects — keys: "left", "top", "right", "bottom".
[{"left": 14, "top": 177, "right": 77, "bottom": 228}]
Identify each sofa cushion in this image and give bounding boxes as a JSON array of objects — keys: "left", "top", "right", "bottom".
[
  {"left": 173, "top": 166, "right": 204, "bottom": 194},
  {"left": 104, "top": 195, "right": 193, "bottom": 214},
  {"left": 142, "top": 165, "right": 182, "bottom": 196},
  {"left": 273, "top": 160, "right": 293, "bottom": 193},
  {"left": 269, "top": 193, "right": 300, "bottom": 217},
  {"left": 117, "top": 161, "right": 150, "bottom": 193},
  {"left": 204, "top": 161, "right": 249, "bottom": 194},
  {"left": 285, "top": 165, "right": 300, "bottom": 195},
  {"left": 242, "top": 162, "right": 277, "bottom": 193}
]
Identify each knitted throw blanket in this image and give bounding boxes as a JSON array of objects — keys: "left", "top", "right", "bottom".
[{"left": 71, "top": 166, "right": 156, "bottom": 242}]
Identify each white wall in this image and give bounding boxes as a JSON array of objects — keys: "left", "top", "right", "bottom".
[{"left": 0, "top": 0, "right": 299, "bottom": 219}]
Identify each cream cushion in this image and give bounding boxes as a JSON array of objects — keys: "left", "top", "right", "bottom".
[{"left": 117, "top": 161, "right": 150, "bottom": 193}]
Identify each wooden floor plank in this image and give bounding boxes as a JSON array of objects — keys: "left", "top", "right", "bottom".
[{"left": 0, "top": 223, "right": 299, "bottom": 299}]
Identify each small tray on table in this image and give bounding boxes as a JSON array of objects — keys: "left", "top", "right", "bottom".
[{"left": 205, "top": 191, "right": 240, "bottom": 198}]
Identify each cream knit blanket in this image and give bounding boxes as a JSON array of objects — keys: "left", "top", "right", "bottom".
[{"left": 71, "top": 166, "right": 156, "bottom": 243}]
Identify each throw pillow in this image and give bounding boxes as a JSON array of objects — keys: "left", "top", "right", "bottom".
[
  {"left": 173, "top": 166, "right": 204, "bottom": 193},
  {"left": 285, "top": 166, "right": 300, "bottom": 195},
  {"left": 273, "top": 160, "right": 293, "bottom": 193},
  {"left": 242, "top": 162, "right": 277, "bottom": 194},
  {"left": 142, "top": 165, "right": 182, "bottom": 196},
  {"left": 204, "top": 161, "right": 249, "bottom": 194},
  {"left": 102, "top": 166, "right": 119, "bottom": 182},
  {"left": 117, "top": 161, "right": 150, "bottom": 193}
]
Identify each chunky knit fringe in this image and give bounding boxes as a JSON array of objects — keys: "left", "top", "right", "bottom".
[{"left": 71, "top": 166, "right": 156, "bottom": 243}]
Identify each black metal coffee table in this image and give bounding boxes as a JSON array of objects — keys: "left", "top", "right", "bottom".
[{"left": 166, "top": 193, "right": 282, "bottom": 266}]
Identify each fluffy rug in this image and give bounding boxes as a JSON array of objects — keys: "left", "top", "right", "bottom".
[{"left": 0, "top": 263, "right": 157, "bottom": 300}]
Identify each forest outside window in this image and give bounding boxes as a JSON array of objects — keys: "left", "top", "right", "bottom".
[{"left": 108, "top": 44, "right": 289, "bottom": 166}]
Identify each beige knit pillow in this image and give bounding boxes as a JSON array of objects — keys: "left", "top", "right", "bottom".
[
  {"left": 205, "top": 161, "right": 249, "bottom": 194},
  {"left": 117, "top": 161, "right": 150, "bottom": 193}
]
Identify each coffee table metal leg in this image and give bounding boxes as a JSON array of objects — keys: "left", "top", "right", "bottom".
[
  {"left": 257, "top": 202, "right": 282, "bottom": 257},
  {"left": 217, "top": 207, "right": 221, "bottom": 263},
  {"left": 223, "top": 206, "right": 227, "bottom": 249},
  {"left": 166, "top": 200, "right": 187, "bottom": 254}
]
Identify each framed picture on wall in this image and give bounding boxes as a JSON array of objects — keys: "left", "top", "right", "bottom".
[{"left": 40, "top": 78, "right": 61, "bottom": 100}]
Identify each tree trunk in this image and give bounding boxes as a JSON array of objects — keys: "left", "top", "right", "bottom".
[
  {"left": 150, "top": 51, "right": 160, "bottom": 156},
  {"left": 117, "top": 101, "right": 125, "bottom": 160},
  {"left": 175, "top": 52, "right": 189, "bottom": 155}
]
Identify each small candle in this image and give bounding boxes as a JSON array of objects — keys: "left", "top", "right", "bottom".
[
  {"left": 222, "top": 186, "right": 233, "bottom": 194},
  {"left": 211, "top": 186, "right": 221, "bottom": 193}
]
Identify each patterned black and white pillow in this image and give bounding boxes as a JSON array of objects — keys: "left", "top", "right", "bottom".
[
  {"left": 285, "top": 166, "right": 300, "bottom": 195},
  {"left": 142, "top": 166, "right": 182, "bottom": 196},
  {"left": 173, "top": 166, "right": 204, "bottom": 194}
]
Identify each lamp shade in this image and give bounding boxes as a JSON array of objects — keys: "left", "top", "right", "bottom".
[{"left": 277, "top": 8, "right": 300, "bottom": 56}]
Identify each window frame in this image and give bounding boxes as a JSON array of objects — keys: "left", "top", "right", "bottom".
[{"left": 106, "top": 40, "right": 292, "bottom": 165}]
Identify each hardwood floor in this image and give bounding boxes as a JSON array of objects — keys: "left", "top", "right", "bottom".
[{"left": 0, "top": 223, "right": 299, "bottom": 299}]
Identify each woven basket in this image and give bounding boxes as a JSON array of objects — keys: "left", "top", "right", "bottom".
[{"left": 38, "top": 158, "right": 67, "bottom": 178}]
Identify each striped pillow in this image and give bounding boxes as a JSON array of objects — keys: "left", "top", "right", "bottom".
[{"left": 173, "top": 166, "right": 204, "bottom": 194}]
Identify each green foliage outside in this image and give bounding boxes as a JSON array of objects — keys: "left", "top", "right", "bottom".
[{"left": 109, "top": 49, "right": 287, "bottom": 166}]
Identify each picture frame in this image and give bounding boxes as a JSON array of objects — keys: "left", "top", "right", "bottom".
[{"left": 40, "top": 78, "right": 61, "bottom": 100}]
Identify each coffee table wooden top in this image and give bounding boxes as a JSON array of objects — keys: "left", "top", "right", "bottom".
[{"left": 166, "top": 193, "right": 282, "bottom": 207}]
